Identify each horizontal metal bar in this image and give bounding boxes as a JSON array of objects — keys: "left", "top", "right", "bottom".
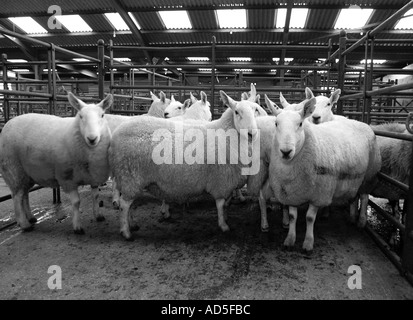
[
  {"left": 111, "top": 64, "right": 330, "bottom": 70},
  {"left": 341, "top": 82, "right": 413, "bottom": 100},
  {"left": 377, "top": 172, "right": 409, "bottom": 193},
  {"left": 373, "top": 129, "right": 413, "bottom": 141},
  {"left": 346, "top": 67, "right": 413, "bottom": 75},
  {"left": 110, "top": 45, "right": 211, "bottom": 51},
  {"left": 368, "top": 199, "right": 406, "bottom": 232},
  {"left": 0, "top": 89, "right": 52, "bottom": 98},
  {"left": 109, "top": 110, "right": 147, "bottom": 115},
  {"left": 345, "top": 112, "right": 411, "bottom": 118},
  {"left": 365, "top": 224, "right": 404, "bottom": 275},
  {"left": 0, "top": 185, "right": 43, "bottom": 203}
]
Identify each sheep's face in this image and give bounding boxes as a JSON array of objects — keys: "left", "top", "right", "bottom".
[
  {"left": 310, "top": 89, "right": 341, "bottom": 124},
  {"left": 150, "top": 91, "right": 171, "bottom": 115},
  {"left": 164, "top": 96, "right": 185, "bottom": 118},
  {"left": 220, "top": 90, "right": 258, "bottom": 141},
  {"left": 68, "top": 93, "right": 113, "bottom": 148},
  {"left": 274, "top": 98, "right": 316, "bottom": 161}
]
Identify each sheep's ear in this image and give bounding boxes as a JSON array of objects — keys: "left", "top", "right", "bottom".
[
  {"left": 171, "top": 95, "right": 176, "bottom": 102},
  {"left": 250, "top": 83, "right": 256, "bottom": 97},
  {"left": 190, "top": 92, "right": 197, "bottom": 104},
  {"left": 98, "top": 94, "right": 113, "bottom": 111},
  {"left": 159, "top": 91, "right": 166, "bottom": 103},
  {"left": 329, "top": 89, "right": 341, "bottom": 107},
  {"left": 150, "top": 91, "right": 158, "bottom": 102},
  {"left": 68, "top": 92, "right": 86, "bottom": 111},
  {"left": 265, "top": 94, "right": 282, "bottom": 116},
  {"left": 241, "top": 92, "right": 249, "bottom": 100},
  {"left": 183, "top": 99, "right": 191, "bottom": 111},
  {"left": 300, "top": 97, "right": 316, "bottom": 119},
  {"left": 255, "top": 94, "right": 260, "bottom": 105},
  {"left": 201, "top": 91, "right": 207, "bottom": 104},
  {"left": 220, "top": 90, "right": 237, "bottom": 110},
  {"left": 279, "top": 92, "right": 290, "bottom": 108},
  {"left": 305, "top": 87, "right": 315, "bottom": 100}
]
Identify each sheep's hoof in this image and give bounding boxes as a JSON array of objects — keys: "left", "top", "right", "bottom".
[
  {"left": 302, "top": 240, "right": 314, "bottom": 254},
  {"left": 301, "top": 248, "right": 313, "bottom": 256},
  {"left": 21, "top": 224, "right": 35, "bottom": 232},
  {"left": 282, "top": 222, "right": 289, "bottom": 229},
  {"left": 220, "top": 224, "right": 230, "bottom": 232},
  {"left": 29, "top": 217, "right": 38, "bottom": 224},
  {"left": 357, "top": 220, "right": 367, "bottom": 229},
  {"left": 130, "top": 224, "right": 140, "bottom": 232},
  {"left": 261, "top": 226, "right": 269, "bottom": 233},
  {"left": 283, "top": 236, "right": 296, "bottom": 248},
  {"left": 96, "top": 216, "right": 105, "bottom": 222},
  {"left": 74, "top": 228, "right": 85, "bottom": 235},
  {"left": 112, "top": 201, "right": 120, "bottom": 210},
  {"left": 121, "top": 231, "right": 134, "bottom": 241}
]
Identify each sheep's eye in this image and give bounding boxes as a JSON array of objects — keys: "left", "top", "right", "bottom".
[
  {"left": 299, "top": 122, "right": 303, "bottom": 127},
  {"left": 275, "top": 122, "right": 278, "bottom": 127},
  {"left": 101, "top": 114, "right": 104, "bottom": 118},
  {"left": 327, "top": 103, "right": 331, "bottom": 106},
  {"left": 79, "top": 115, "right": 83, "bottom": 119},
  {"left": 235, "top": 110, "right": 239, "bottom": 115},
  {"left": 178, "top": 107, "right": 181, "bottom": 110}
]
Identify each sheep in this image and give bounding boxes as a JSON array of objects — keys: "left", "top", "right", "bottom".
[
  {"left": 305, "top": 88, "right": 346, "bottom": 124},
  {"left": 369, "top": 122, "right": 411, "bottom": 222},
  {"left": 106, "top": 91, "right": 171, "bottom": 209},
  {"left": 268, "top": 98, "right": 381, "bottom": 252},
  {"left": 0, "top": 93, "right": 113, "bottom": 234},
  {"left": 165, "top": 92, "right": 212, "bottom": 122},
  {"left": 241, "top": 83, "right": 268, "bottom": 117},
  {"left": 108, "top": 91, "right": 260, "bottom": 240}
]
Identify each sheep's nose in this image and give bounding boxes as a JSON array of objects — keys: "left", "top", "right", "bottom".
[
  {"left": 164, "top": 112, "right": 169, "bottom": 117},
  {"left": 312, "top": 115, "right": 320, "bottom": 123},
  {"left": 280, "top": 149, "right": 292, "bottom": 158},
  {"left": 88, "top": 137, "right": 97, "bottom": 145}
]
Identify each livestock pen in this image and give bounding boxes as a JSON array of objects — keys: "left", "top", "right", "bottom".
[{"left": 0, "top": 0, "right": 413, "bottom": 301}]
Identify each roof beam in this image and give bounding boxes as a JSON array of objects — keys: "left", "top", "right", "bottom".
[
  {"left": 111, "top": 0, "right": 152, "bottom": 62},
  {"left": 279, "top": 3, "right": 292, "bottom": 85}
]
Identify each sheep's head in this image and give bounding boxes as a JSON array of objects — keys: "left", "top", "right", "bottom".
[
  {"left": 309, "top": 89, "right": 341, "bottom": 124},
  {"left": 220, "top": 90, "right": 258, "bottom": 142},
  {"left": 273, "top": 97, "right": 316, "bottom": 161},
  {"left": 164, "top": 95, "right": 187, "bottom": 118},
  {"left": 149, "top": 91, "right": 171, "bottom": 115},
  {"left": 185, "top": 91, "right": 212, "bottom": 121},
  {"left": 68, "top": 92, "right": 112, "bottom": 148}
]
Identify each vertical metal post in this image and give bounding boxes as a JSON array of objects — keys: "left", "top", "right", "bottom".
[
  {"left": 47, "top": 48, "right": 53, "bottom": 115},
  {"left": 211, "top": 36, "right": 216, "bottom": 119},
  {"left": 97, "top": 39, "right": 105, "bottom": 100},
  {"left": 402, "top": 138, "right": 413, "bottom": 279},
  {"left": 327, "top": 38, "right": 332, "bottom": 91},
  {"left": 337, "top": 30, "right": 347, "bottom": 116},
  {"left": 50, "top": 44, "right": 57, "bottom": 115},
  {"left": 367, "top": 35, "right": 374, "bottom": 125},
  {"left": 1, "top": 54, "right": 10, "bottom": 122}
]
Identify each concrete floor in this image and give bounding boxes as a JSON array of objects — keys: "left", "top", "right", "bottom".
[{"left": 0, "top": 179, "right": 412, "bottom": 300}]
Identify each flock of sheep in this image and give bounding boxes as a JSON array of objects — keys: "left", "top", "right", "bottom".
[{"left": 0, "top": 84, "right": 410, "bottom": 253}]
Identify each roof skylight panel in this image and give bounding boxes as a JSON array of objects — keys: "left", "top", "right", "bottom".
[
  {"left": 229, "top": 57, "right": 251, "bottom": 62},
  {"left": 159, "top": 10, "right": 192, "bottom": 29},
  {"left": 187, "top": 57, "right": 210, "bottom": 61},
  {"left": 55, "top": 15, "right": 92, "bottom": 32},
  {"left": 8, "top": 17, "right": 48, "bottom": 34},
  {"left": 334, "top": 8, "right": 373, "bottom": 29},
  {"left": 394, "top": 9, "right": 413, "bottom": 29},
  {"left": 276, "top": 8, "right": 309, "bottom": 28},
  {"left": 128, "top": 12, "right": 141, "bottom": 30},
  {"left": 216, "top": 9, "right": 247, "bottom": 28},
  {"left": 105, "top": 13, "right": 130, "bottom": 31}
]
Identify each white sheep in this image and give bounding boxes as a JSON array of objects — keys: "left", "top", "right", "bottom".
[
  {"left": 268, "top": 98, "right": 381, "bottom": 252},
  {"left": 305, "top": 88, "right": 345, "bottom": 124},
  {"left": 0, "top": 93, "right": 113, "bottom": 234},
  {"left": 108, "top": 91, "right": 260, "bottom": 240},
  {"left": 106, "top": 91, "right": 171, "bottom": 209},
  {"left": 241, "top": 83, "right": 268, "bottom": 117},
  {"left": 165, "top": 92, "right": 212, "bottom": 122}
]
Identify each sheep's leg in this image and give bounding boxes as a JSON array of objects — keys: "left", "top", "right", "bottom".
[
  {"left": 13, "top": 189, "right": 33, "bottom": 231},
  {"left": 119, "top": 196, "right": 134, "bottom": 241},
  {"left": 23, "top": 191, "right": 37, "bottom": 224},
  {"left": 302, "top": 204, "right": 319, "bottom": 253},
  {"left": 69, "top": 189, "right": 84, "bottom": 235},
  {"left": 112, "top": 180, "right": 121, "bottom": 210},
  {"left": 259, "top": 189, "right": 269, "bottom": 232},
  {"left": 91, "top": 186, "right": 105, "bottom": 222},
  {"left": 283, "top": 206, "right": 297, "bottom": 248},
  {"left": 237, "top": 189, "right": 246, "bottom": 203},
  {"left": 357, "top": 194, "right": 368, "bottom": 228},
  {"left": 282, "top": 205, "right": 289, "bottom": 229},
  {"left": 224, "top": 195, "right": 233, "bottom": 207},
  {"left": 160, "top": 200, "right": 170, "bottom": 219},
  {"left": 349, "top": 196, "right": 359, "bottom": 224},
  {"left": 216, "top": 198, "right": 230, "bottom": 232}
]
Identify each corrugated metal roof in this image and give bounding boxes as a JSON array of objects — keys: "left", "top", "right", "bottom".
[
  {"left": 306, "top": 9, "right": 340, "bottom": 29},
  {"left": 247, "top": 9, "right": 275, "bottom": 29}
]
